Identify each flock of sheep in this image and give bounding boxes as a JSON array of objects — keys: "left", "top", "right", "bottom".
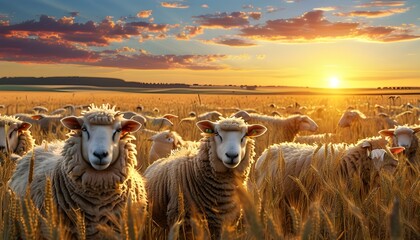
[{"left": 0, "top": 99, "right": 419, "bottom": 239}]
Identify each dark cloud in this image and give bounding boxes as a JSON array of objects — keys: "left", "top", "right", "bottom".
[
  {"left": 69, "top": 12, "right": 79, "bottom": 17},
  {"left": 0, "top": 36, "right": 98, "bottom": 63},
  {"left": 205, "top": 37, "right": 256, "bottom": 47},
  {"left": 193, "top": 12, "right": 259, "bottom": 29}
]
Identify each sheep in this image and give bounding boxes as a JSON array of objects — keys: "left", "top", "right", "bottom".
[
  {"left": 9, "top": 104, "right": 147, "bottom": 239},
  {"left": 0, "top": 115, "right": 34, "bottom": 163},
  {"left": 337, "top": 109, "right": 395, "bottom": 140},
  {"left": 31, "top": 114, "right": 64, "bottom": 133},
  {"left": 231, "top": 110, "right": 318, "bottom": 155},
  {"left": 144, "top": 117, "right": 266, "bottom": 239},
  {"left": 255, "top": 137, "right": 403, "bottom": 233},
  {"left": 379, "top": 125, "right": 420, "bottom": 164},
  {"left": 50, "top": 108, "right": 66, "bottom": 115},
  {"left": 294, "top": 133, "right": 339, "bottom": 145},
  {"left": 32, "top": 106, "right": 49, "bottom": 114},
  {"left": 148, "top": 130, "right": 199, "bottom": 163}
]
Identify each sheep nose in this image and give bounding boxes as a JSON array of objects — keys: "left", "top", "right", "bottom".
[
  {"left": 93, "top": 151, "right": 109, "bottom": 160},
  {"left": 225, "top": 152, "right": 239, "bottom": 162}
]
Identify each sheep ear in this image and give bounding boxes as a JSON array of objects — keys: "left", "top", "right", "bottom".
[
  {"left": 361, "top": 140, "right": 372, "bottom": 156},
  {"left": 196, "top": 120, "right": 215, "bottom": 134},
  {"left": 130, "top": 115, "right": 146, "bottom": 125},
  {"left": 390, "top": 147, "right": 405, "bottom": 155},
  {"left": 18, "top": 122, "right": 32, "bottom": 131},
  {"left": 232, "top": 111, "right": 250, "bottom": 121},
  {"left": 163, "top": 114, "right": 178, "bottom": 120},
  {"left": 121, "top": 119, "right": 142, "bottom": 134},
  {"left": 61, "top": 116, "right": 83, "bottom": 130},
  {"left": 163, "top": 119, "right": 174, "bottom": 126},
  {"left": 31, "top": 114, "right": 44, "bottom": 120},
  {"left": 411, "top": 127, "right": 420, "bottom": 133},
  {"left": 379, "top": 129, "right": 395, "bottom": 137},
  {"left": 247, "top": 124, "right": 267, "bottom": 138}
]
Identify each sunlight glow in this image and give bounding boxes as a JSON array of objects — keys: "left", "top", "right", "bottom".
[{"left": 328, "top": 76, "right": 340, "bottom": 88}]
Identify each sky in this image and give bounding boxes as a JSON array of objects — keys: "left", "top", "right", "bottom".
[{"left": 0, "top": 0, "right": 419, "bottom": 88}]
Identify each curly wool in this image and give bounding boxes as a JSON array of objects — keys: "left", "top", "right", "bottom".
[
  {"left": 145, "top": 133, "right": 256, "bottom": 239},
  {"left": 30, "top": 133, "right": 147, "bottom": 239},
  {"left": 0, "top": 115, "right": 35, "bottom": 156}
]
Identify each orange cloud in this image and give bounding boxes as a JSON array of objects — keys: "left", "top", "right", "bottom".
[
  {"left": 334, "top": 8, "right": 409, "bottom": 18},
  {"left": 313, "top": 6, "right": 337, "bottom": 11},
  {"left": 137, "top": 10, "right": 152, "bottom": 18},
  {"left": 176, "top": 26, "right": 204, "bottom": 39},
  {"left": 240, "top": 10, "right": 419, "bottom": 42},
  {"left": 356, "top": 0, "right": 405, "bottom": 8},
  {"left": 161, "top": 2, "right": 189, "bottom": 9}
]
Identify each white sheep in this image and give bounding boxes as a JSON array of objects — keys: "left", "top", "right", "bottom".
[
  {"left": 255, "top": 137, "right": 403, "bottom": 233},
  {"left": 9, "top": 104, "right": 147, "bottom": 239},
  {"left": 379, "top": 125, "right": 420, "bottom": 163},
  {"left": 0, "top": 115, "right": 34, "bottom": 163},
  {"left": 179, "top": 111, "right": 223, "bottom": 125},
  {"left": 148, "top": 130, "right": 199, "bottom": 163},
  {"left": 256, "top": 137, "right": 403, "bottom": 207},
  {"left": 294, "top": 133, "right": 339, "bottom": 145},
  {"left": 144, "top": 117, "right": 266, "bottom": 239},
  {"left": 232, "top": 110, "right": 318, "bottom": 155}
]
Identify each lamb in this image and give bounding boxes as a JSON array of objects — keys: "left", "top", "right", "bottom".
[
  {"left": 0, "top": 115, "right": 34, "bottom": 163},
  {"left": 148, "top": 130, "right": 199, "bottom": 163},
  {"left": 9, "top": 104, "right": 147, "bottom": 239},
  {"left": 144, "top": 117, "right": 266, "bottom": 239},
  {"left": 379, "top": 125, "right": 420, "bottom": 163},
  {"left": 255, "top": 137, "right": 403, "bottom": 233}
]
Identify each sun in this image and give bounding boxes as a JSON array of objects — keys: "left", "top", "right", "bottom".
[{"left": 328, "top": 76, "right": 340, "bottom": 88}]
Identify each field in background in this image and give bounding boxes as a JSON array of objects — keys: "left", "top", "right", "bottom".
[{"left": 0, "top": 91, "right": 419, "bottom": 239}]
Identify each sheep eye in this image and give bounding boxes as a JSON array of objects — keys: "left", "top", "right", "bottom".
[
  {"left": 215, "top": 132, "right": 223, "bottom": 142},
  {"left": 116, "top": 128, "right": 122, "bottom": 133},
  {"left": 81, "top": 127, "right": 87, "bottom": 132}
]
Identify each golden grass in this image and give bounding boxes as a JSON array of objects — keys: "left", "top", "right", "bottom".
[{"left": 0, "top": 91, "right": 419, "bottom": 239}]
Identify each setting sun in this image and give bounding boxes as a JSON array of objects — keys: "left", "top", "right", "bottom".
[{"left": 328, "top": 76, "right": 340, "bottom": 88}]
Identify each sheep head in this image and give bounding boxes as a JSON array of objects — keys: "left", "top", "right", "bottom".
[
  {"left": 61, "top": 106, "right": 141, "bottom": 171},
  {"left": 149, "top": 130, "right": 184, "bottom": 149},
  {"left": 379, "top": 125, "right": 420, "bottom": 149},
  {"left": 0, "top": 116, "right": 31, "bottom": 154},
  {"left": 338, "top": 110, "right": 366, "bottom": 128},
  {"left": 360, "top": 140, "right": 404, "bottom": 173},
  {"left": 293, "top": 115, "right": 318, "bottom": 132},
  {"left": 197, "top": 117, "right": 266, "bottom": 169}
]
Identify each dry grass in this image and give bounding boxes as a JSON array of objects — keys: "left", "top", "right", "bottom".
[{"left": 0, "top": 91, "right": 419, "bottom": 239}]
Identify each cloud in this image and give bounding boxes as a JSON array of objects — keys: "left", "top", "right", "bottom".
[
  {"left": 161, "top": 1, "right": 189, "bottom": 9},
  {"left": 69, "top": 12, "right": 79, "bottom": 17},
  {"left": 240, "top": 10, "right": 419, "bottom": 42},
  {"left": 137, "top": 10, "right": 152, "bottom": 18},
  {"left": 176, "top": 26, "right": 204, "bottom": 39},
  {"left": 193, "top": 12, "right": 260, "bottom": 29},
  {"left": 94, "top": 53, "right": 227, "bottom": 70},
  {"left": 0, "top": 36, "right": 98, "bottom": 63},
  {"left": 313, "top": 6, "right": 337, "bottom": 11},
  {"left": 334, "top": 8, "right": 409, "bottom": 18},
  {"left": 201, "top": 4, "right": 209, "bottom": 8},
  {"left": 204, "top": 37, "right": 256, "bottom": 47},
  {"left": 242, "top": 5, "right": 254, "bottom": 9},
  {"left": 0, "top": 15, "right": 172, "bottom": 46},
  {"left": 356, "top": 0, "right": 405, "bottom": 8},
  {"left": 266, "top": 6, "right": 279, "bottom": 13}
]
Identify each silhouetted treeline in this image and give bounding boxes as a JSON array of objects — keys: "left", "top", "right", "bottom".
[{"left": 0, "top": 77, "right": 189, "bottom": 88}]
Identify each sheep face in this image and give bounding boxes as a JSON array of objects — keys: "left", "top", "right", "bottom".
[
  {"left": 61, "top": 116, "right": 141, "bottom": 171},
  {"left": 0, "top": 121, "right": 31, "bottom": 154},
  {"left": 150, "top": 130, "right": 180, "bottom": 148},
  {"left": 379, "top": 126, "right": 420, "bottom": 149},
  {"left": 370, "top": 147, "right": 404, "bottom": 172},
  {"left": 197, "top": 120, "right": 266, "bottom": 169}
]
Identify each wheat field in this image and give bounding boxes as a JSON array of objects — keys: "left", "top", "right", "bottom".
[{"left": 0, "top": 91, "right": 419, "bottom": 239}]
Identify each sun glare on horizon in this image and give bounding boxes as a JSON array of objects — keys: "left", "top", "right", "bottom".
[{"left": 328, "top": 76, "right": 340, "bottom": 88}]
